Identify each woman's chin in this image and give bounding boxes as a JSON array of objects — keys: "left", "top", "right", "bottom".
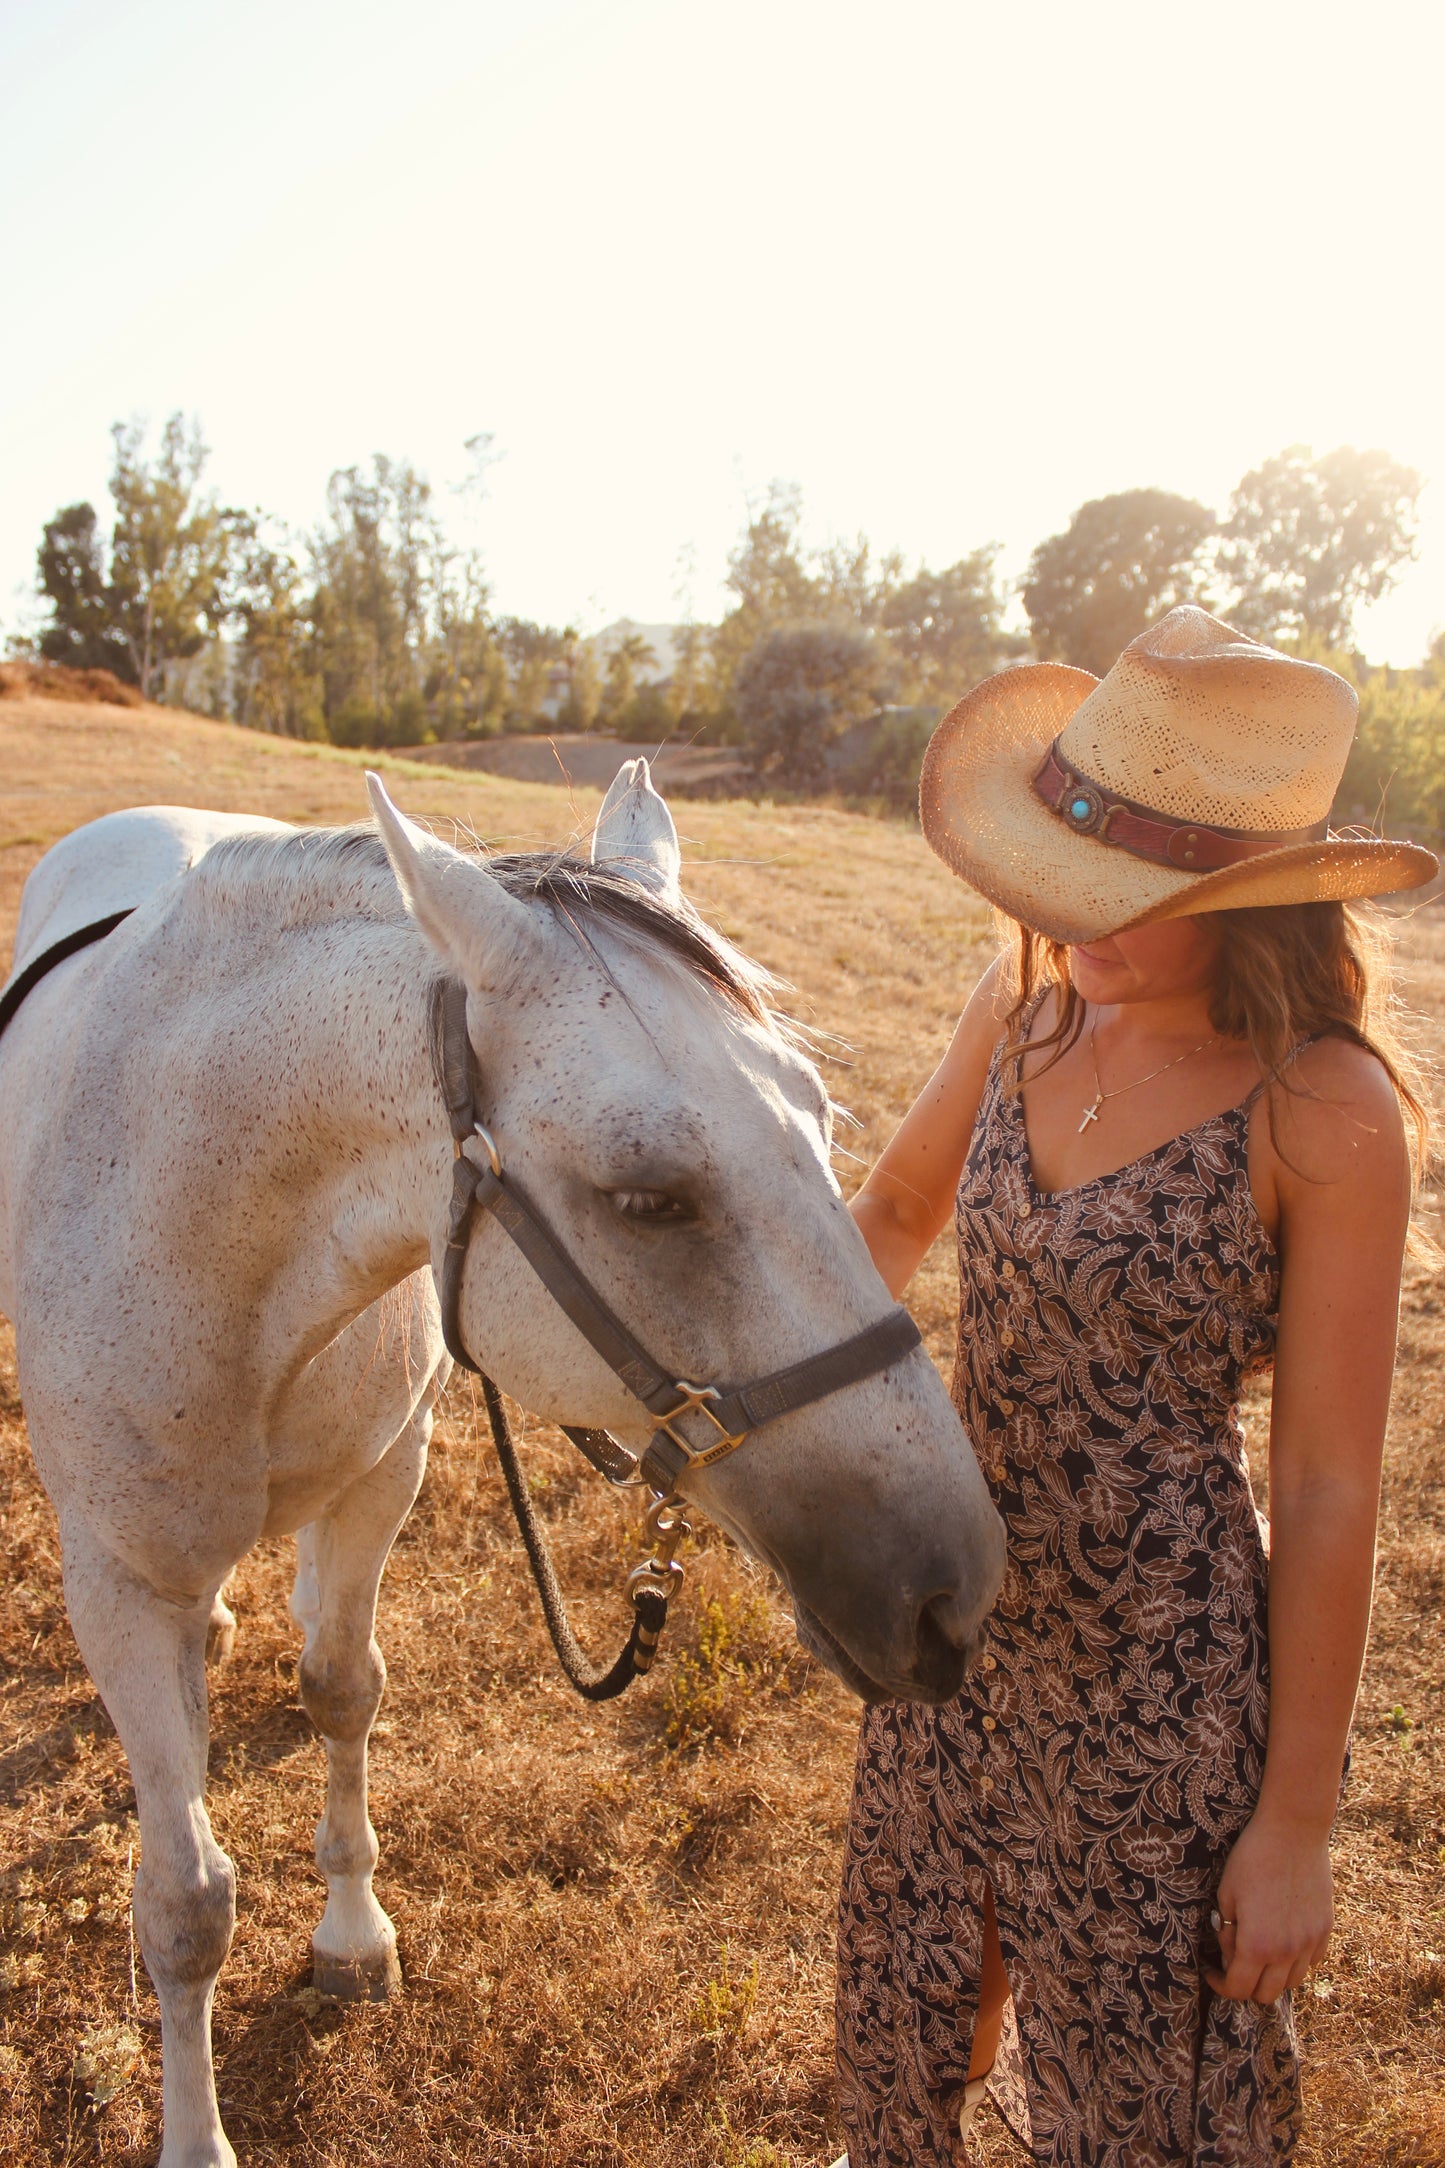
[{"left": 1069, "top": 952, "right": 1129, "bottom": 1001}]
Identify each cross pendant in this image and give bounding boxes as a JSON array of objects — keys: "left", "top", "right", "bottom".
[{"left": 1078, "top": 1096, "right": 1102, "bottom": 1133}]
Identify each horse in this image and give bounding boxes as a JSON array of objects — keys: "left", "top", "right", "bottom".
[{"left": 0, "top": 760, "right": 1003, "bottom": 2167}]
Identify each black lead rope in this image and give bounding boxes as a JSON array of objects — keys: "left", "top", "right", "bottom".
[{"left": 477, "top": 1376, "right": 670, "bottom": 1702}]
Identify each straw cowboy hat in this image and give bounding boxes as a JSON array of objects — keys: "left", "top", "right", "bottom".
[{"left": 919, "top": 605, "right": 1438, "bottom": 944}]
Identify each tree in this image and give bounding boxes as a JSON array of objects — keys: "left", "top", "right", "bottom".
[
  {"left": 1219, "top": 445, "right": 1422, "bottom": 648},
  {"left": 35, "top": 415, "right": 245, "bottom": 698},
  {"left": 309, "top": 458, "right": 431, "bottom": 736},
  {"left": 428, "top": 546, "right": 507, "bottom": 739},
  {"left": 814, "top": 533, "right": 904, "bottom": 629},
  {"left": 232, "top": 532, "right": 324, "bottom": 738},
  {"left": 1022, "top": 489, "right": 1216, "bottom": 675},
  {"left": 710, "top": 481, "right": 822, "bottom": 712},
  {"left": 106, "top": 414, "right": 248, "bottom": 698},
  {"left": 734, "top": 625, "right": 881, "bottom": 787},
  {"left": 879, "top": 548, "right": 1015, "bottom": 704},
  {"left": 557, "top": 636, "right": 602, "bottom": 731},
  {"left": 496, "top": 618, "right": 569, "bottom": 730},
  {"left": 1337, "top": 665, "right": 1445, "bottom": 839},
  {"left": 598, "top": 630, "right": 658, "bottom": 733},
  {"left": 36, "top": 503, "right": 133, "bottom": 677},
  {"left": 666, "top": 619, "right": 712, "bottom": 722}
]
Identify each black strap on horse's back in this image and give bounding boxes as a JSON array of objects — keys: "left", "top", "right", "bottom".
[{"left": 0, "top": 910, "right": 135, "bottom": 1047}]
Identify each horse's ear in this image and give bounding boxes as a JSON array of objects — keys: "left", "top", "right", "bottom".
[
  {"left": 365, "top": 773, "right": 539, "bottom": 988},
  {"left": 590, "top": 758, "right": 681, "bottom": 904}
]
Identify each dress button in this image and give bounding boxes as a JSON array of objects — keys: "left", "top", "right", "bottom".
[
  {"left": 980, "top": 1776, "right": 993, "bottom": 1792},
  {"left": 1001, "top": 1259, "right": 1015, "bottom": 1279},
  {"left": 982, "top": 1715, "right": 997, "bottom": 1732},
  {"left": 991, "top": 1462, "right": 1006, "bottom": 1482},
  {"left": 1000, "top": 1328, "right": 1015, "bottom": 1348},
  {"left": 997, "top": 1396, "right": 1014, "bottom": 1415},
  {"left": 1018, "top": 1201, "right": 1031, "bottom": 1219},
  {"left": 982, "top": 1654, "right": 997, "bottom": 1672}
]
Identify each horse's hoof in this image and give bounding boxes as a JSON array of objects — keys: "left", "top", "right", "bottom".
[
  {"left": 205, "top": 1597, "right": 237, "bottom": 1667},
  {"left": 313, "top": 1946, "right": 402, "bottom": 2002}
]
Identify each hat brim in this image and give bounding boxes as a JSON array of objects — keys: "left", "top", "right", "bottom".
[{"left": 919, "top": 664, "right": 1439, "bottom": 944}]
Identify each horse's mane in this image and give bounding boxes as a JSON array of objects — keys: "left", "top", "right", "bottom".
[{"left": 200, "top": 822, "right": 783, "bottom": 1032}]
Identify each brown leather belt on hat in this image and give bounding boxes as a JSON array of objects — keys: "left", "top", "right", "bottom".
[{"left": 1032, "top": 742, "right": 1330, "bottom": 872}]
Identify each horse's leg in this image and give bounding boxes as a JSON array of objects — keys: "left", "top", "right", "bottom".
[
  {"left": 60, "top": 1523, "right": 237, "bottom": 2168},
  {"left": 206, "top": 1579, "right": 237, "bottom": 1666},
  {"left": 290, "top": 1405, "right": 430, "bottom": 1999}
]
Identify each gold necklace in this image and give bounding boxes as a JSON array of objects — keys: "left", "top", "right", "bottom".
[{"left": 1078, "top": 1017, "right": 1221, "bottom": 1135}]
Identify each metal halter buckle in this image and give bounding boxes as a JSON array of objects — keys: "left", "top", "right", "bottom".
[{"left": 651, "top": 1379, "right": 749, "bottom": 1470}]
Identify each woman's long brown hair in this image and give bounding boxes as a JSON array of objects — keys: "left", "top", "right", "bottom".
[{"left": 995, "top": 899, "right": 1435, "bottom": 1188}]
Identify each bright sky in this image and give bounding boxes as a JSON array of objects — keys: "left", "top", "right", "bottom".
[{"left": 2, "top": 0, "right": 1441, "bottom": 664}]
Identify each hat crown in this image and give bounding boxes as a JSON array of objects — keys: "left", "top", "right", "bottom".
[{"left": 1056, "top": 606, "right": 1358, "bottom": 831}]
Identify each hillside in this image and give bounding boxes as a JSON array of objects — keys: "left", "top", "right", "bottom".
[{"left": 1, "top": 697, "right": 1443, "bottom": 2166}]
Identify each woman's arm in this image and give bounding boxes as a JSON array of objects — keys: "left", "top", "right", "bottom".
[
  {"left": 1210, "top": 1040, "right": 1412, "bottom": 2005},
  {"left": 850, "top": 960, "right": 1008, "bottom": 1298}
]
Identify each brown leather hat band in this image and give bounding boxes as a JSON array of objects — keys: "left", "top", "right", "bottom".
[{"left": 1032, "top": 743, "right": 1330, "bottom": 872}]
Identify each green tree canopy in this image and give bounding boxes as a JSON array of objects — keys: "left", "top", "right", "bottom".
[
  {"left": 734, "top": 624, "right": 881, "bottom": 787},
  {"left": 496, "top": 616, "right": 570, "bottom": 731},
  {"left": 231, "top": 530, "right": 322, "bottom": 737},
  {"left": 1022, "top": 488, "right": 1216, "bottom": 676},
  {"left": 107, "top": 415, "right": 249, "bottom": 698},
  {"left": 36, "top": 415, "right": 246, "bottom": 698},
  {"left": 309, "top": 457, "right": 432, "bottom": 738},
  {"left": 36, "top": 503, "right": 133, "bottom": 678},
  {"left": 879, "top": 548, "right": 1016, "bottom": 705},
  {"left": 1219, "top": 444, "right": 1422, "bottom": 649},
  {"left": 710, "top": 482, "right": 822, "bottom": 710},
  {"left": 598, "top": 630, "right": 658, "bottom": 732}
]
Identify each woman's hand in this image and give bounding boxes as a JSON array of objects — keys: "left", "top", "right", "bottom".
[{"left": 1206, "top": 1809, "right": 1333, "bottom": 2004}]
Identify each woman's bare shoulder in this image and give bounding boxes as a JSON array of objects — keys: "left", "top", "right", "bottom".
[{"left": 1265, "top": 1034, "right": 1410, "bottom": 1193}]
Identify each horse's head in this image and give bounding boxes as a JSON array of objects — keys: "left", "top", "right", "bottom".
[{"left": 367, "top": 765, "right": 1004, "bottom": 1703}]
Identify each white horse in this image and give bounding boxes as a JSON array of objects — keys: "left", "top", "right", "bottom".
[{"left": 0, "top": 763, "right": 1003, "bottom": 2168}]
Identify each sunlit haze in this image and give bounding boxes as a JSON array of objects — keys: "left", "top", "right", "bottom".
[{"left": 2, "top": 0, "right": 1441, "bottom": 662}]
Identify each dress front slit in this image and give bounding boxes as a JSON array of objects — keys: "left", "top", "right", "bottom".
[{"left": 836, "top": 1023, "right": 1302, "bottom": 2167}]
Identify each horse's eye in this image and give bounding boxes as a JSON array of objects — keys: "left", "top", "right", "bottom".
[{"left": 608, "top": 1188, "right": 693, "bottom": 1225}]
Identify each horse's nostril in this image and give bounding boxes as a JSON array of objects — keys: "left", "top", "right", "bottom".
[
  {"left": 914, "top": 1592, "right": 975, "bottom": 1701},
  {"left": 920, "top": 1587, "right": 974, "bottom": 1654}
]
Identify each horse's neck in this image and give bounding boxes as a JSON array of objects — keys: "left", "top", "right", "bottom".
[{"left": 227, "top": 918, "right": 450, "bottom": 1364}]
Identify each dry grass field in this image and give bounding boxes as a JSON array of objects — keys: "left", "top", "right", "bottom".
[{"left": 2, "top": 693, "right": 1443, "bottom": 2166}]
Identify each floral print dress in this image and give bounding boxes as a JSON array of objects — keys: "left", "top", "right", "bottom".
[{"left": 836, "top": 1025, "right": 1301, "bottom": 2167}]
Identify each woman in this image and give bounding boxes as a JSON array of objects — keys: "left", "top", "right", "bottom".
[{"left": 833, "top": 608, "right": 1436, "bottom": 2167}]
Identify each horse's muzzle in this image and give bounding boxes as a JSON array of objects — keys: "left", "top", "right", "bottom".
[{"left": 791, "top": 1590, "right": 982, "bottom": 1706}]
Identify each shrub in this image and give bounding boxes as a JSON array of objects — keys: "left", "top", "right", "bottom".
[
  {"left": 734, "top": 625, "right": 882, "bottom": 787},
  {"left": 663, "top": 1590, "right": 784, "bottom": 1751}
]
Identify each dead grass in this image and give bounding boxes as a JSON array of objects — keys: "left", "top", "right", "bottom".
[{"left": 1, "top": 696, "right": 1443, "bottom": 2164}]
